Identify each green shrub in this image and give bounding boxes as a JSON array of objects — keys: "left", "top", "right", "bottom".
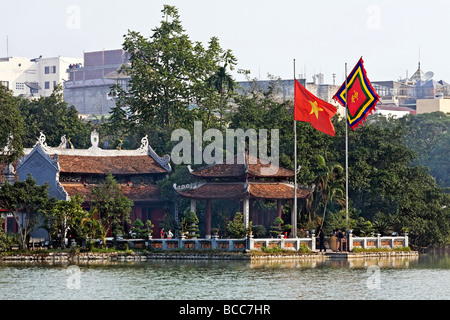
[{"left": 262, "top": 246, "right": 283, "bottom": 254}]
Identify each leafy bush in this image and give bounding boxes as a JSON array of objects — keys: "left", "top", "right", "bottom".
[
  {"left": 226, "top": 212, "right": 246, "bottom": 238},
  {"left": 262, "top": 246, "right": 283, "bottom": 253},
  {"left": 186, "top": 211, "right": 200, "bottom": 239},
  {"left": 252, "top": 224, "right": 267, "bottom": 238}
]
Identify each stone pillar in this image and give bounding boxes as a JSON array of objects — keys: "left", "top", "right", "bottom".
[
  {"left": 310, "top": 233, "right": 316, "bottom": 251},
  {"left": 376, "top": 233, "right": 381, "bottom": 249},
  {"left": 348, "top": 233, "right": 353, "bottom": 252},
  {"left": 3, "top": 163, "right": 15, "bottom": 185},
  {"left": 243, "top": 197, "right": 250, "bottom": 229},
  {"left": 190, "top": 199, "right": 196, "bottom": 213},
  {"left": 277, "top": 199, "right": 282, "bottom": 218},
  {"left": 205, "top": 199, "right": 211, "bottom": 239},
  {"left": 291, "top": 200, "right": 296, "bottom": 238}
]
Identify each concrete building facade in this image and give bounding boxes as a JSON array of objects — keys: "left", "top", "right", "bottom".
[
  {"left": 0, "top": 56, "right": 83, "bottom": 98},
  {"left": 63, "top": 49, "right": 130, "bottom": 117},
  {"left": 416, "top": 98, "right": 450, "bottom": 114}
]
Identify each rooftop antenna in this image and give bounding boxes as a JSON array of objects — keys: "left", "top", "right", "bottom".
[
  {"left": 6, "top": 35, "right": 8, "bottom": 57},
  {"left": 418, "top": 46, "right": 421, "bottom": 70}
]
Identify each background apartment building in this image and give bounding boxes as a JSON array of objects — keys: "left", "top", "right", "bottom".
[
  {"left": 0, "top": 56, "right": 83, "bottom": 98},
  {"left": 63, "top": 49, "right": 130, "bottom": 117}
]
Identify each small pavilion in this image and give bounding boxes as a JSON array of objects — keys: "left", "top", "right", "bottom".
[{"left": 174, "top": 153, "right": 314, "bottom": 238}]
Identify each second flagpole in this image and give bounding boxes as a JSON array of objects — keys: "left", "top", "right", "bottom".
[
  {"left": 345, "top": 63, "right": 349, "bottom": 225},
  {"left": 293, "top": 59, "right": 298, "bottom": 238}
]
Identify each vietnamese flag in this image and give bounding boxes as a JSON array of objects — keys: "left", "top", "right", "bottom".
[{"left": 294, "top": 79, "right": 337, "bottom": 136}]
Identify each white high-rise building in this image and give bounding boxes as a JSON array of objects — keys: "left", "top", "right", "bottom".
[{"left": 0, "top": 55, "right": 83, "bottom": 98}]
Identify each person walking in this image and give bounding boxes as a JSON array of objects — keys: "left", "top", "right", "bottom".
[
  {"left": 160, "top": 228, "right": 165, "bottom": 239},
  {"left": 318, "top": 228, "right": 326, "bottom": 252},
  {"left": 337, "top": 230, "right": 344, "bottom": 252},
  {"left": 167, "top": 229, "right": 173, "bottom": 239}
]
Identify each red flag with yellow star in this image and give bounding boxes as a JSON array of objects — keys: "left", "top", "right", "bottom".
[{"left": 294, "top": 79, "right": 337, "bottom": 136}]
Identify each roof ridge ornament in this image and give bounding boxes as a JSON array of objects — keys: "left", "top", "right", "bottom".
[
  {"left": 58, "top": 135, "right": 68, "bottom": 149},
  {"left": 138, "top": 135, "right": 149, "bottom": 152},
  {"left": 89, "top": 130, "right": 100, "bottom": 150},
  {"left": 35, "top": 132, "right": 50, "bottom": 152}
]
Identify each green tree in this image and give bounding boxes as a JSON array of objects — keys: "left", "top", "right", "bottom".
[
  {"left": 0, "top": 175, "right": 54, "bottom": 249},
  {"left": 0, "top": 84, "right": 24, "bottom": 165},
  {"left": 314, "top": 155, "right": 345, "bottom": 228},
  {"left": 388, "top": 166, "right": 450, "bottom": 248},
  {"left": 206, "top": 50, "right": 237, "bottom": 130},
  {"left": 226, "top": 212, "right": 246, "bottom": 238},
  {"left": 185, "top": 210, "right": 200, "bottom": 239},
  {"left": 398, "top": 112, "right": 450, "bottom": 189},
  {"left": 130, "top": 219, "right": 147, "bottom": 239},
  {"left": 90, "top": 173, "right": 134, "bottom": 246},
  {"left": 18, "top": 86, "right": 91, "bottom": 148},
  {"left": 108, "top": 5, "right": 236, "bottom": 152},
  {"left": 43, "top": 195, "right": 87, "bottom": 248}
]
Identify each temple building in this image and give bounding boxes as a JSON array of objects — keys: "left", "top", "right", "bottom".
[
  {"left": 1, "top": 131, "right": 171, "bottom": 239},
  {"left": 174, "top": 153, "right": 314, "bottom": 238}
]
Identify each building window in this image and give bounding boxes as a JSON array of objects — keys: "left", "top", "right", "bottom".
[
  {"left": 117, "top": 79, "right": 130, "bottom": 92},
  {"left": 52, "top": 66, "right": 56, "bottom": 74},
  {"left": 53, "top": 81, "right": 57, "bottom": 89},
  {"left": 16, "top": 82, "right": 24, "bottom": 90},
  {"left": 45, "top": 81, "right": 50, "bottom": 89},
  {"left": 45, "top": 66, "right": 50, "bottom": 74},
  {"left": 0, "top": 81, "right": 9, "bottom": 89}
]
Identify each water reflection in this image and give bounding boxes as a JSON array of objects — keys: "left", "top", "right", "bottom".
[
  {"left": 0, "top": 254, "right": 448, "bottom": 300},
  {"left": 248, "top": 256, "right": 419, "bottom": 270}
]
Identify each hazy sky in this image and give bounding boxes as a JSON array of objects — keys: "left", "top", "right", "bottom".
[{"left": 2, "top": 0, "right": 450, "bottom": 83}]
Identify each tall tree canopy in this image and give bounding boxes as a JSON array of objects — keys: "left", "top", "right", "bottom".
[
  {"left": 0, "top": 175, "right": 54, "bottom": 249},
  {"left": 108, "top": 5, "right": 236, "bottom": 153},
  {"left": 0, "top": 84, "right": 24, "bottom": 164},
  {"left": 18, "top": 86, "right": 92, "bottom": 149}
]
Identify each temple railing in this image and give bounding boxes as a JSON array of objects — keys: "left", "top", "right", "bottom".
[
  {"left": 348, "top": 234, "right": 409, "bottom": 251},
  {"left": 117, "top": 234, "right": 408, "bottom": 252},
  {"left": 119, "top": 235, "right": 316, "bottom": 252}
]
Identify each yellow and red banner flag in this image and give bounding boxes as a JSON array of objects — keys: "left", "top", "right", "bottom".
[
  {"left": 333, "top": 58, "right": 380, "bottom": 130},
  {"left": 294, "top": 79, "right": 337, "bottom": 137}
]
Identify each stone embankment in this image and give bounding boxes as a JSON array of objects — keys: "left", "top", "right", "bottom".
[
  {"left": 0, "top": 250, "right": 418, "bottom": 262},
  {"left": 0, "top": 252, "right": 146, "bottom": 262}
]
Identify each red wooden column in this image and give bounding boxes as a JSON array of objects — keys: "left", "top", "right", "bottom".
[
  {"left": 277, "top": 199, "right": 282, "bottom": 218},
  {"left": 205, "top": 199, "right": 212, "bottom": 239}
]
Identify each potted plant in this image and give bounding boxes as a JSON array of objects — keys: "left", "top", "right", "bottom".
[
  {"left": 186, "top": 211, "right": 200, "bottom": 239},
  {"left": 226, "top": 212, "right": 246, "bottom": 238},
  {"left": 305, "top": 221, "right": 317, "bottom": 235},
  {"left": 270, "top": 217, "right": 284, "bottom": 238},
  {"left": 212, "top": 227, "right": 219, "bottom": 236},
  {"left": 246, "top": 221, "right": 253, "bottom": 236},
  {"left": 146, "top": 220, "right": 154, "bottom": 239}
]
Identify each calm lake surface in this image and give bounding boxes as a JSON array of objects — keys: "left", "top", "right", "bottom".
[{"left": 0, "top": 254, "right": 449, "bottom": 300}]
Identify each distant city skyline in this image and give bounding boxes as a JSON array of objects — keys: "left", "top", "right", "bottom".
[{"left": 1, "top": 0, "right": 450, "bottom": 84}]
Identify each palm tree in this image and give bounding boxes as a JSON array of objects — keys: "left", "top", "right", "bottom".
[
  {"left": 206, "top": 50, "right": 236, "bottom": 131},
  {"left": 315, "top": 155, "right": 345, "bottom": 228}
]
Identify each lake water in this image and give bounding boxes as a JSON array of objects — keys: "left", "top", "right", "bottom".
[{"left": 0, "top": 254, "right": 449, "bottom": 301}]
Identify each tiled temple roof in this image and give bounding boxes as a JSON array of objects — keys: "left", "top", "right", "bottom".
[
  {"left": 61, "top": 183, "right": 162, "bottom": 202},
  {"left": 189, "top": 153, "right": 295, "bottom": 179},
  {"left": 57, "top": 155, "right": 168, "bottom": 175},
  {"left": 248, "top": 182, "right": 312, "bottom": 199},
  {"left": 174, "top": 181, "right": 313, "bottom": 200}
]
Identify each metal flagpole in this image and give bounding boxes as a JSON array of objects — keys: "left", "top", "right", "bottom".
[
  {"left": 345, "top": 63, "right": 349, "bottom": 224},
  {"left": 293, "top": 59, "right": 298, "bottom": 238}
]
